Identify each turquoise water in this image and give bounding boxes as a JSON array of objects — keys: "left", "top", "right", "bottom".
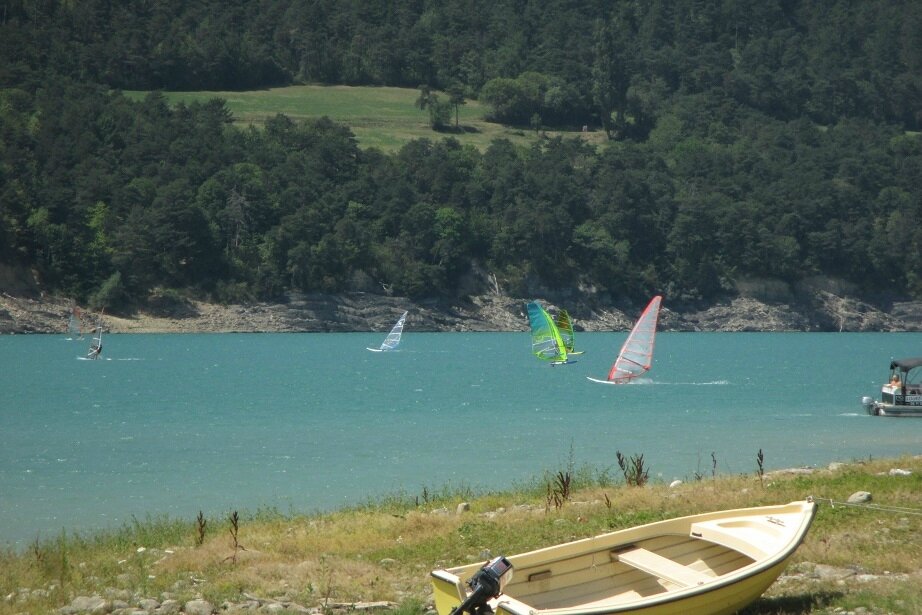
[{"left": 2, "top": 331, "right": 921, "bottom": 549}]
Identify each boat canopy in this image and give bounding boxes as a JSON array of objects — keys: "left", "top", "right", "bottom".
[{"left": 891, "top": 358, "right": 922, "bottom": 372}]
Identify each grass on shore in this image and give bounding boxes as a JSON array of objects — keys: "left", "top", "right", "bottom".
[
  {"left": 3, "top": 456, "right": 922, "bottom": 615},
  {"left": 122, "top": 85, "right": 608, "bottom": 152}
]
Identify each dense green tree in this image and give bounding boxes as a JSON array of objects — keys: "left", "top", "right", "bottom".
[
  {"left": 591, "top": 14, "right": 633, "bottom": 139},
  {"left": 2, "top": 0, "right": 922, "bottom": 312}
]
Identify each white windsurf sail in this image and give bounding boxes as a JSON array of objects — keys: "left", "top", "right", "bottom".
[
  {"left": 588, "top": 295, "right": 662, "bottom": 384},
  {"left": 368, "top": 311, "right": 408, "bottom": 352},
  {"left": 66, "top": 307, "right": 84, "bottom": 340},
  {"left": 86, "top": 325, "right": 103, "bottom": 360}
]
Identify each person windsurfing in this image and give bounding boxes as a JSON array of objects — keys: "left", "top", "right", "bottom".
[{"left": 87, "top": 327, "right": 103, "bottom": 359}]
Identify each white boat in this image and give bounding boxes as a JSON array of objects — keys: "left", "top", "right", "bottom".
[
  {"left": 367, "top": 311, "right": 408, "bottom": 352},
  {"left": 431, "top": 499, "right": 816, "bottom": 615},
  {"left": 588, "top": 296, "right": 661, "bottom": 384},
  {"left": 862, "top": 357, "right": 922, "bottom": 417}
]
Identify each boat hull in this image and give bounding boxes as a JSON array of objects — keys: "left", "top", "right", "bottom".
[
  {"left": 864, "top": 401, "right": 922, "bottom": 417},
  {"left": 432, "top": 500, "right": 816, "bottom": 615},
  {"left": 862, "top": 389, "right": 922, "bottom": 417}
]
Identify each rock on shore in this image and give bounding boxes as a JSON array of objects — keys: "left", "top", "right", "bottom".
[{"left": 2, "top": 288, "right": 921, "bottom": 335}]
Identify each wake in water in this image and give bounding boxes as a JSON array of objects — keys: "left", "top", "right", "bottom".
[
  {"left": 589, "top": 378, "right": 731, "bottom": 386},
  {"left": 650, "top": 380, "right": 731, "bottom": 386},
  {"left": 586, "top": 376, "right": 654, "bottom": 385}
]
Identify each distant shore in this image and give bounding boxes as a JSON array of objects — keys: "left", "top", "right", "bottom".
[{"left": 3, "top": 288, "right": 922, "bottom": 335}]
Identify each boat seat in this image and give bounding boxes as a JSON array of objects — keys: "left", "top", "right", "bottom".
[
  {"left": 613, "top": 548, "right": 710, "bottom": 588},
  {"left": 430, "top": 570, "right": 467, "bottom": 613},
  {"left": 495, "top": 595, "right": 533, "bottom": 615},
  {"left": 689, "top": 521, "right": 769, "bottom": 560}
]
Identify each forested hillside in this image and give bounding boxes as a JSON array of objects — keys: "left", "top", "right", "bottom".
[{"left": 1, "top": 0, "right": 921, "bottom": 314}]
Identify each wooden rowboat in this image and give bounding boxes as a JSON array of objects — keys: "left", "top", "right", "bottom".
[{"left": 431, "top": 499, "right": 816, "bottom": 615}]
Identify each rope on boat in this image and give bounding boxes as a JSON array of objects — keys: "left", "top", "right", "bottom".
[{"left": 811, "top": 496, "right": 922, "bottom": 517}]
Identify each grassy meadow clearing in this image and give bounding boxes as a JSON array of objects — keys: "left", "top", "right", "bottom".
[
  {"left": 123, "top": 85, "right": 608, "bottom": 152},
  {"left": 3, "top": 455, "right": 922, "bottom": 615}
]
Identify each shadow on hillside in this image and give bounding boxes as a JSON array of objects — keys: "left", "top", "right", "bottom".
[
  {"left": 145, "top": 293, "right": 200, "bottom": 318},
  {"left": 435, "top": 124, "right": 480, "bottom": 134},
  {"left": 740, "top": 590, "right": 844, "bottom": 614}
]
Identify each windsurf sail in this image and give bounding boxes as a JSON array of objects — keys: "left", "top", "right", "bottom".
[
  {"left": 527, "top": 302, "right": 569, "bottom": 364},
  {"left": 589, "top": 295, "right": 662, "bottom": 384},
  {"left": 368, "top": 310, "right": 408, "bottom": 352},
  {"left": 86, "top": 325, "right": 103, "bottom": 360},
  {"left": 67, "top": 307, "right": 84, "bottom": 340},
  {"left": 554, "top": 309, "right": 584, "bottom": 356}
]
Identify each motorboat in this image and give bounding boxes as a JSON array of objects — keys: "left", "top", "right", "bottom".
[{"left": 862, "top": 357, "right": 922, "bottom": 417}]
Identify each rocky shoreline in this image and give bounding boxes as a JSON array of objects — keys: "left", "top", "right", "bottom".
[
  {"left": 3, "top": 288, "right": 922, "bottom": 335},
  {"left": 50, "top": 560, "right": 912, "bottom": 615}
]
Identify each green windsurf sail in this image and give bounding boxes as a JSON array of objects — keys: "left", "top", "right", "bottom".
[
  {"left": 527, "top": 301, "right": 569, "bottom": 364},
  {"left": 554, "top": 309, "right": 584, "bottom": 355}
]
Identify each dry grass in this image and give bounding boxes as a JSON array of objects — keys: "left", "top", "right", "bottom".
[{"left": 3, "top": 456, "right": 922, "bottom": 614}]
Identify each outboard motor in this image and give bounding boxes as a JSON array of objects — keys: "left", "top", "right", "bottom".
[
  {"left": 861, "top": 396, "right": 878, "bottom": 415},
  {"left": 450, "top": 556, "right": 514, "bottom": 615}
]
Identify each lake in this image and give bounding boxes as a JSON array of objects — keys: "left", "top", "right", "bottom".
[{"left": 1, "top": 331, "right": 920, "bottom": 549}]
